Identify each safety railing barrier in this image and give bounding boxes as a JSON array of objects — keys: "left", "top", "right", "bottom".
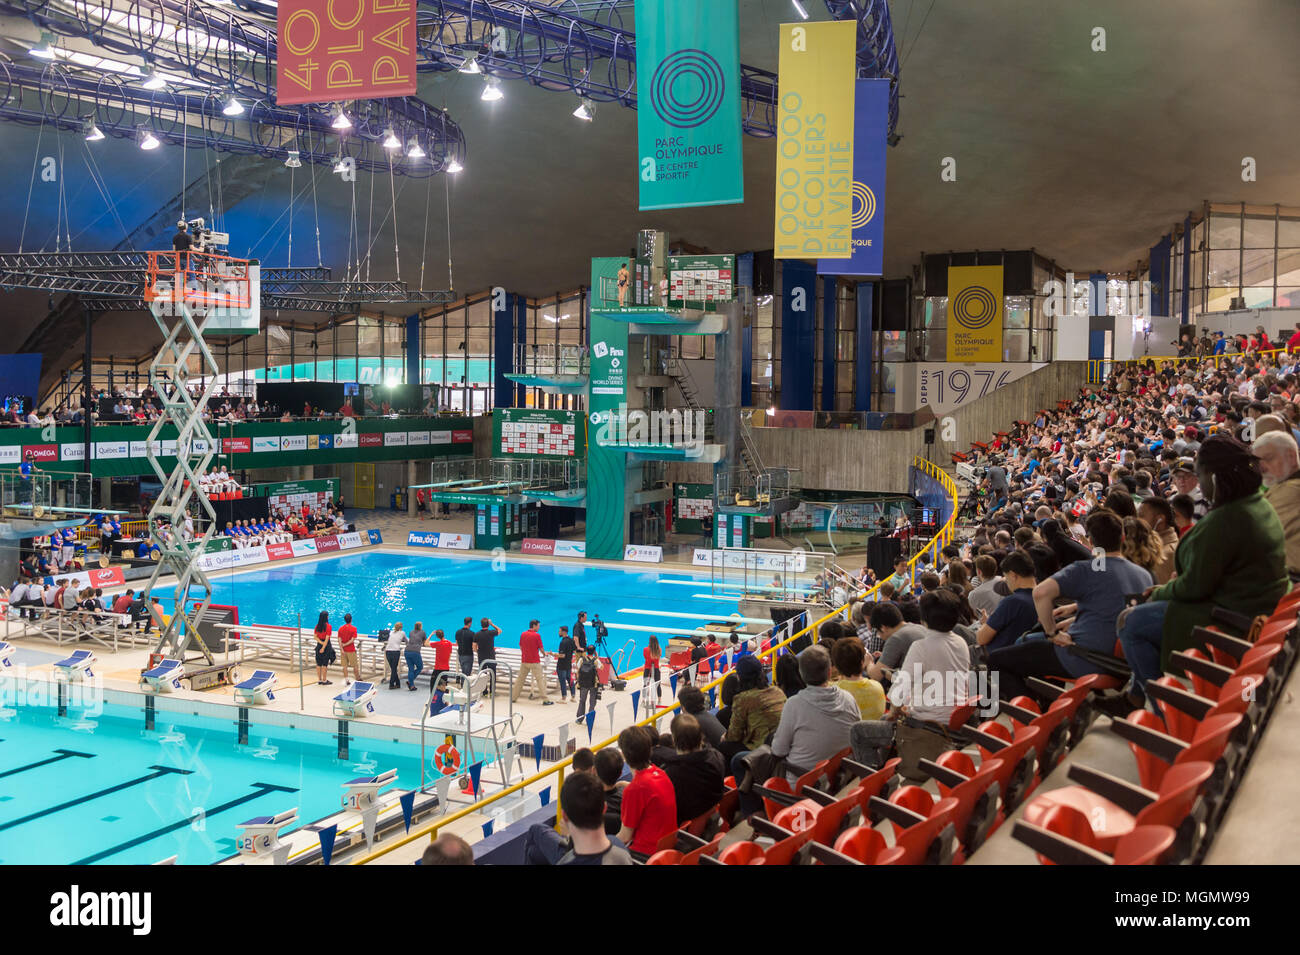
[
  {"left": 1086, "top": 347, "right": 1290, "bottom": 384},
  {"left": 351, "top": 454, "right": 957, "bottom": 865}
]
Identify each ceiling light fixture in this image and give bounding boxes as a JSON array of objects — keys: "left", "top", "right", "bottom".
[
  {"left": 285, "top": 149, "right": 302, "bottom": 168},
  {"left": 141, "top": 66, "right": 166, "bottom": 90},
  {"left": 406, "top": 137, "right": 425, "bottom": 159},
  {"left": 458, "top": 52, "right": 481, "bottom": 74},
  {"left": 573, "top": 97, "right": 595, "bottom": 122},
  {"left": 221, "top": 91, "right": 244, "bottom": 116},
  {"left": 381, "top": 126, "right": 401, "bottom": 150},
  {"left": 330, "top": 104, "right": 352, "bottom": 130},
  {"left": 480, "top": 76, "right": 503, "bottom": 102},
  {"left": 791, "top": 0, "right": 809, "bottom": 20},
  {"left": 82, "top": 116, "right": 105, "bottom": 142},
  {"left": 332, "top": 152, "right": 350, "bottom": 173},
  {"left": 446, "top": 158, "right": 463, "bottom": 174},
  {"left": 29, "top": 31, "right": 55, "bottom": 59},
  {"left": 137, "top": 126, "right": 161, "bottom": 150}
]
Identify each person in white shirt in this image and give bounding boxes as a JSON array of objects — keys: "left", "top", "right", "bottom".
[{"left": 850, "top": 589, "right": 971, "bottom": 779}]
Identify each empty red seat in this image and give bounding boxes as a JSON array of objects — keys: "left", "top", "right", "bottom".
[{"left": 1012, "top": 815, "right": 1178, "bottom": 865}]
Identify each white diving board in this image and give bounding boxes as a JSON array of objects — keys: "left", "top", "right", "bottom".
[{"left": 603, "top": 622, "right": 738, "bottom": 637}]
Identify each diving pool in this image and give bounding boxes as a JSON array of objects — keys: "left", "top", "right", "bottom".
[
  {"left": 203, "top": 551, "right": 743, "bottom": 665},
  {"left": 0, "top": 700, "right": 423, "bottom": 865}
]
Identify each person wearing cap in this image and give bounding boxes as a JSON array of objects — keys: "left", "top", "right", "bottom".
[{"left": 1168, "top": 459, "right": 1208, "bottom": 519}]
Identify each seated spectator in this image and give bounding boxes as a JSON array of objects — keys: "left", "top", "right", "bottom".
[
  {"left": 866, "top": 601, "right": 927, "bottom": 685},
  {"left": 554, "top": 773, "right": 632, "bottom": 865},
  {"left": 616, "top": 726, "right": 676, "bottom": 862},
  {"left": 660, "top": 713, "right": 725, "bottom": 825},
  {"left": 421, "top": 833, "right": 474, "bottom": 866},
  {"left": 718, "top": 656, "right": 784, "bottom": 762},
  {"left": 832, "top": 638, "right": 885, "bottom": 720},
  {"left": 677, "top": 685, "right": 725, "bottom": 748},
  {"left": 975, "top": 549, "right": 1039, "bottom": 652},
  {"left": 850, "top": 588, "right": 972, "bottom": 780},
  {"left": 1253, "top": 430, "right": 1300, "bottom": 577},
  {"left": 594, "top": 747, "right": 627, "bottom": 835},
  {"left": 1118, "top": 434, "right": 1289, "bottom": 707},
  {"left": 769, "top": 644, "right": 859, "bottom": 781},
  {"left": 714, "top": 673, "right": 740, "bottom": 730},
  {"left": 1137, "top": 497, "right": 1180, "bottom": 584},
  {"left": 773, "top": 652, "right": 805, "bottom": 699},
  {"left": 988, "top": 509, "right": 1152, "bottom": 704}
]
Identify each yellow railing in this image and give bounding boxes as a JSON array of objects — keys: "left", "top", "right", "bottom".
[
  {"left": 351, "top": 455, "right": 960, "bottom": 864},
  {"left": 1087, "top": 347, "right": 1288, "bottom": 385}
]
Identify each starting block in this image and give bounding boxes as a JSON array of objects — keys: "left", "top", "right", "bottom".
[
  {"left": 236, "top": 808, "right": 299, "bottom": 865},
  {"left": 342, "top": 769, "right": 398, "bottom": 849}
]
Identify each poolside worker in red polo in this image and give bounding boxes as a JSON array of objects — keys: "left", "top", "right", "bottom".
[
  {"left": 616, "top": 726, "right": 676, "bottom": 862},
  {"left": 513, "top": 619, "right": 553, "bottom": 704},
  {"left": 338, "top": 613, "right": 360, "bottom": 685},
  {"left": 430, "top": 629, "right": 454, "bottom": 710}
]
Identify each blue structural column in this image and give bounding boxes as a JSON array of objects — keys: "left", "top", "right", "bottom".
[
  {"left": 738, "top": 253, "right": 754, "bottom": 406},
  {"left": 821, "top": 276, "right": 837, "bottom": 411},
  {"left": 513, "top": 294, "right": 527, "bottom": 407},
  {"left": 1149, "top": 235, "right": 1172, "bottom": 316},
  {"left": 492, "top": 290, "right": 522, "bottom": 409},
  {"left": 855, "top": 281, "right": 874, "bottom": 412},
  {"left": 1181, "top": 214, "right": 1192, "bottom": 324},
  {"left": 405, "top": 313, "right": 420, "bottom": 385},
  {"left": 780, "top": 260, "right": 817, "bottom": 411},
  {"left": 1089, "top": 272, "right": 1107, "bottom": 317}
]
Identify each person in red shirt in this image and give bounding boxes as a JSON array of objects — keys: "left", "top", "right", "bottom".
[
  {"left": 513, "top": 619, "right": 552, "bottom": 704},
  {"left": 429, "top": 628, "right": 454, "bottom": 710},
  {"left": 1287, "top": 322, "right": 1300, "bottom": 353},
  {"left": 642, "top": 636, "right": 662, "bottom": 709},
  {"left": 416, "top": 487, "right": 428, "bottom": 520},
  {"left": 338, "top": 613, "right": 359, "bottom": 685},
  {"left": 616, "top": 726, "right": 677, "bottom": 860}
]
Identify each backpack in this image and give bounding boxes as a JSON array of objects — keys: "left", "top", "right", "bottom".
[{"left": 578, "top": 657, "right": 597, "bottom": 687}]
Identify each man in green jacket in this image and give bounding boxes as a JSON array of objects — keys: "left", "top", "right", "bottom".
[{"left": 1118, "top": 434, "right": 1289, "bottom": 705}]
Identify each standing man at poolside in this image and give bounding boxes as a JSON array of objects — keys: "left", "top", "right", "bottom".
[
  {"left": 573, "top": 611, "right": 589, "bottom": 655},
  {"left": 555, "top": 625, "right": 576, "bottom": 701},
  {"left": 383, "top": 623, "right": 405, "bottom": 690},
  {"left": 455, "top": 615, "right": 476, "bottom": 674},
  {"left": 514, "top": 619, "right": 553, "bottom": 704},
  {"left": 405, "top": 621, "right": 428, "bottom": 691},
  {"left": 338, "top": 613, "right": 360, "bottom": 685},
  {"left": 474, "top": 617, "right": 501, "bottom": 688}
]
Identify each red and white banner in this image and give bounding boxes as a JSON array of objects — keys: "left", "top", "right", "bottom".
[
  {"left": 223, "top": 437, "right": 252, "bottom": 453},
  {"left": 266, "top": 542, "right": 295, "bottom": 560},
  {"left": 65, "top": 566, "right": 126, "bottom": 590},
  {"left": 521, "top": 538, "right": 555, "bottom": 556},
  {"left": 452, "top": 430, "right": 473, "bottom": 444},
  {"left": 315, "top": 535, "right": 341, "bottom": 552},
  {"left": 276, "top": 0, "right": 417, "bottom": 106}
]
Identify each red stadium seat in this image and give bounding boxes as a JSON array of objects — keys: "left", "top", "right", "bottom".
[
  {"left": 808, "top": 825, "right": 892, "bottom": 865},
  {"left": 918, "top": 750, "right": 1005, "bottom": 855},
  {"left": 1012, "top": 817, "right": 1178, "bottom": 866}
]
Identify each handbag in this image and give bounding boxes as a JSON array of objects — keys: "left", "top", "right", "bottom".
[{"left": 734, "top": 745, "right": 782, "bottom": 793}]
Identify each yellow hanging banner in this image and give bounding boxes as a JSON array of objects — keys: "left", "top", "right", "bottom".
[
  {"left": 774, "top": 20, "right": 855, "bottom": 259},
  {"left": 946, "top": 266, "right": 1004, "bottom": 362}
]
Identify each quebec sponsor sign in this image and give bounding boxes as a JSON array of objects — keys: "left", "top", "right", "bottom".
[
  {"left": 94, "top": 441, "right": 128, "bottom": 460},
  {"left": 407, "top": 431, "right": 430, "bottom": 446},
  {"left": 691, "top": 548, "right": 807, "bottom": 572}
]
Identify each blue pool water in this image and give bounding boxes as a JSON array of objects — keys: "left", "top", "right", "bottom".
[
  {"left": 0, "top": 702, "right": 424, "bottom": 865},
  {"left": 204, "top": 552, "right": 742, "bottom": 665}
]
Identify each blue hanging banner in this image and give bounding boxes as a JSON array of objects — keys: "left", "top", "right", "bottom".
[
  {"left": 468, "top": 760, "right": 484, "bottom": 796},
  {"left": 709, "top": 685, "right": 717, "bottom": 708},
  {"left": 539, "top": 786, "right": 551, "bottom": 806},
  {"left": 532, "top": 732, "right": 546, "bottom": 771},
  {"left": 818, "top": 78, "right": 889, "bottom": 277},
  {"left": 585, "top": 709, "right": 597, "bottom": 741},
  {"left": 399, "top": 791, "right": 415, "bottom": 833},
  {"left": 318, "top": 824, "right": 338, "bottom": 866},
  {"left": 481, "top": 819, "right": 493, "bottom": 839},
  {"left": 634, "top": 0, "right": 744, "bottom": 210},
  {"left": 670, "top": 672, "right": 679, "bottom": 696},
  {"left": 631, "top": 689, "right": 641, "bottom": 716}
]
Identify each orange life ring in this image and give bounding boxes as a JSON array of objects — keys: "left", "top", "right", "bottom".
[{"left": 434, "top": 741, "right": 461, "bottom": 775}]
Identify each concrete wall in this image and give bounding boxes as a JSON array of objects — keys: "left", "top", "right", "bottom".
[{"left": 665, "top": 361, "right": 1089, "bottom": 494}]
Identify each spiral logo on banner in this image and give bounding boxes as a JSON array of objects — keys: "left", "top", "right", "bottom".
[
  {"left": 951, "top": 285, "right": 999, "bottom": 330},
  {"left": 850, "top": 181, "right": 876, "bottom": 229},
  {"left": 649, "top": 49, "right": 726, "bottom": 128}
]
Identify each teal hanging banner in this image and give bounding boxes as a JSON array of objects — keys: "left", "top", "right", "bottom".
[{"left": 634, "top": 0, "right": 744, "bottom": 210}]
